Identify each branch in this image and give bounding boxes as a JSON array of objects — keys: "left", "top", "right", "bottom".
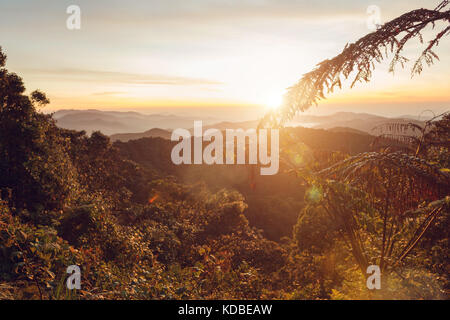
[{"left": 265, "top": 3, "right": 450, "bottom": 125}]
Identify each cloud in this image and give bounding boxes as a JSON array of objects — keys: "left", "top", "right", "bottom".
[
  {"left": 22, "top": 67, "right": 223, "bottom": 86},
  {"left": 91, "top": 91, "right": 126, "bottom": 96}
]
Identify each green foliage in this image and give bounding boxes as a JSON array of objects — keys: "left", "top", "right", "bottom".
[
  {"left": 0, "top": 49, "right": 79, "bottom": 212},
  {"left": 0, "top": 44, "right": 448, "bottom": 300},
  {"left": 294, "top": 205, "right": 340, "bottom": 253}
]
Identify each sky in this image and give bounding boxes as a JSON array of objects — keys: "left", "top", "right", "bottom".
[{"left": 0, "top": 0, "right": 449, "bottom": 119}]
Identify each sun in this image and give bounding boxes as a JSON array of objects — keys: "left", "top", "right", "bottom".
[{"left": 265, "top": 93, "right": 283, "bottom": 111}]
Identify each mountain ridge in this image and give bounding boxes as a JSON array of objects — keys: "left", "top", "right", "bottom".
[{"left": 52, "top": 109, "right": 426, "bottom": 140}]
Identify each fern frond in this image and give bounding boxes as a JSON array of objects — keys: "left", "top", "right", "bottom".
[{"left": 264, "top": 2, "right": 450, "bottom": 125}]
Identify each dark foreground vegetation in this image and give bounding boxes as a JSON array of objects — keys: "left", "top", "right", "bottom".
[
  {"left": 2, "top": 0, "right": 450, "bottom": 301},
  {"left": 0, "top": 44, "right": 448, "bottom": 299}
]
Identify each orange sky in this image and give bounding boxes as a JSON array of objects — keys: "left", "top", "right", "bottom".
[{"left": 1, "top": 0, "right": 449, "bottom": 118}]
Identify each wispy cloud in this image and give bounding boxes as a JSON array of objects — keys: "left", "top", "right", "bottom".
[
  {"left": 91, "top": 91, "right": 127, "bottom": 96},
  {"left": 22, "top": 68, "right": 223, "bottom": 86}
]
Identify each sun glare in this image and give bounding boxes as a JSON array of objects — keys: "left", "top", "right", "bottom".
[{"left": 265, "top": 94, "right": 283, "bottom": 111}]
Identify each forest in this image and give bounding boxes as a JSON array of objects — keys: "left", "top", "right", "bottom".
[{"left": 0, "top": 2, "right": 449, "bottom": 300}]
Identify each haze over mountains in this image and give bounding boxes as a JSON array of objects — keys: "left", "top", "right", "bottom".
[
  {"left": 53, "top": 109, "right": 427, "bottom": 142},
  {"left": 290, "top": 112, "right": 425, "bottom": 135},
  {"left": 53, "top": 109, "right": 219, "bottom": 136}
]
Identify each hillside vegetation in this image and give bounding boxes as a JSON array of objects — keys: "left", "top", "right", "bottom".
[{"left": 0, "top": 44, "right": 448, "bottom": 299}]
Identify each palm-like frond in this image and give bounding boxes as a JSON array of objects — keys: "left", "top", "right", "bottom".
[
  {"left": 372, "top": 122, "right": 424, "bottom": 135},
  {"left": 370, "top": 111, "right": 450, "bottom": 156},
  {"left": 264, "top": 1, "right": 450, "bottom": 125},
  {"left": 314, "top": 177, "right": 449, "bottom": 274},
  {"left": 312, "top": 150, "right": 449, "bottom": 274},
  {"left": 319, "top": 152, "right": 449, "bottom": 204}
]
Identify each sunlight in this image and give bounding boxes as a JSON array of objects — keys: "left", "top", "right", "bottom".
[{"left": 265, "top": 93, "right": 283, "bottom": 111}]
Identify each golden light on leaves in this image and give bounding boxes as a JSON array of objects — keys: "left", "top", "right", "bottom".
[
  {"left": 307, "top": 186, "right": 322, "bottom": 203},
  {"left": 148, "top": 194, "right": 159, "bottom": 204}
]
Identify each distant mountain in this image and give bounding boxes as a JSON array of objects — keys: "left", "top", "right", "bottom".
[
  {"left": 201, "top": 120, "right": 258, "bottom": 131},
  {"left": 53, "top": 109, "right": 218, "bottom": 136},
  {"left": 327, "top": 127, "right": 370, "bottom": 135},
  {"left": 291, "top": 111, "right": 384, "bottom": 124},
  {"left": 110, "top": 128, "right": 172, "bottom": 142},
  {"left": 109, "top": 121, "right": 259, "bottom": 142},
  {"left": 52, "top": 109, "right": 426, "bottom": 138},
  {"left": 291, "top": 112, "right": 425, "bottom": 135}
]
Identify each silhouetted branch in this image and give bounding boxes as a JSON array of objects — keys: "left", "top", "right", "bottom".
[{"left": 265, "top": 2, "right": 450, "bottom": 126}]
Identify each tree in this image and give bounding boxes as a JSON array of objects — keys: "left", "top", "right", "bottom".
[
  {"left": 268, "top": 1, "right": 450, "bottom": 290},
  {"left": 0, "top": 46, "right": 78, "bottom": 212}
]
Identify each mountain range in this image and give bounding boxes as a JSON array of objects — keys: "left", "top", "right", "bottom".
[
  {"left": 52, "top": 109, "right": 426, "bottom": 142},
  {"left": 52, "top": 109, "right": 219, "bottom": 136}
]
